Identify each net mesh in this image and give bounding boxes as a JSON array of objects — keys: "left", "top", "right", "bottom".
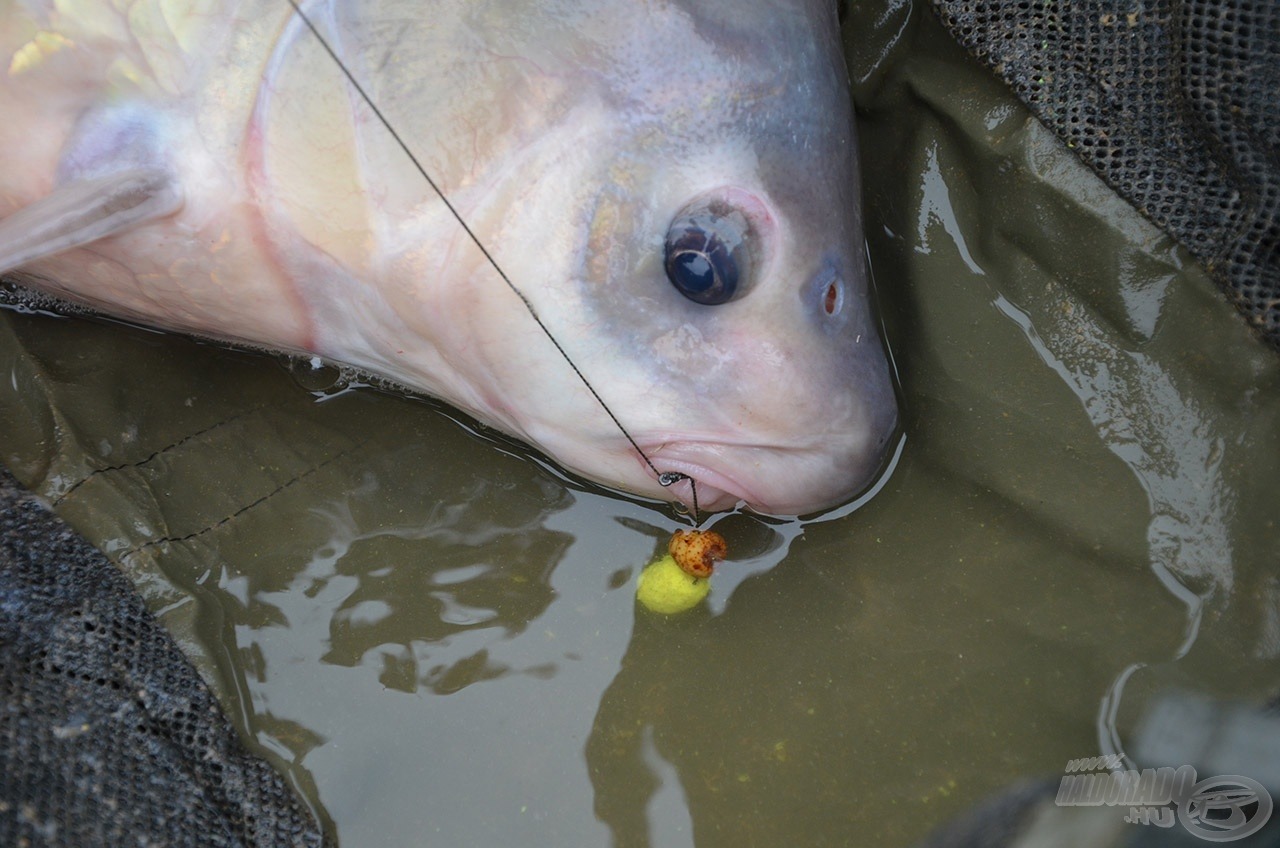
[
  {"left": 933, "top": 0, "right": 1280, "bottom": 348},
  {"left": 0, "top": 468, "right": 329, "bottom": 847}
]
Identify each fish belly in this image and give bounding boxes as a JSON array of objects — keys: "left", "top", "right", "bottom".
[{"left": 0, "top": 0, "right": 326, "bottom": 349}]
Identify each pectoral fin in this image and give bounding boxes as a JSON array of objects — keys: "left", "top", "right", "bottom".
[{"left": 0, "top": 168, "right": 182, "bottom": 274}]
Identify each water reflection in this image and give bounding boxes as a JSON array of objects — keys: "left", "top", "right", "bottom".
[
  {"left": 293, "top": 480, "right": 574, "bottom": 692},
  {"left": 857, "top": 8, "right": 1280, "bottom": 811},
  {"left": 585, "top": 463, "right": 1188, "bottom": 847}
]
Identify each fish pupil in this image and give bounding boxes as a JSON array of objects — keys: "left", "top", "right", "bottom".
[
  {"left": 671, "top": 251, "right": 718, "bottom": 296},
  {"left": 663, "top": 211, "right": 748, "bottom": 306}
]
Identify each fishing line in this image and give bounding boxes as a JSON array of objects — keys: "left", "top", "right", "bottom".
[{"left": 284, "top": 0, "right": 699, "bottom": 520}]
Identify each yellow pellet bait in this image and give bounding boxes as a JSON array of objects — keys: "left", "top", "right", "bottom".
[{"left": 636, "top": 554, "right": 710, "bottom": 614}]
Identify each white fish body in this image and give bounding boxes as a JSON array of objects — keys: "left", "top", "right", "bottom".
[{"left": 0, "top": 0, "right": 898, "bottom": 515}]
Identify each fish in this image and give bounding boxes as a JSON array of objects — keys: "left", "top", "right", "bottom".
[{"left": 0, "top": 0, "right": 898, "bottom": 516}]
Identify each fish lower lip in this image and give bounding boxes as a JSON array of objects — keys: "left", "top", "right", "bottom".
[
  {"left": 656, "top": 471, "right": 739, "bottom": 512},
  {"left": 641, "top": 447, "right": 758, "bottom": 511}
]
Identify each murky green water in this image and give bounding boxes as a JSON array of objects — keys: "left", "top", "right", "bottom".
[{"left": 3, "top": 3, "right": 1279, "bottom": 847}]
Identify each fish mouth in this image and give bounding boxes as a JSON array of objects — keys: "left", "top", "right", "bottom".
[
  {"left": 637, "top": 435, "right": 874, "bottom": 516},
  {"left": 639, "top": 440, "right": 769, "bottom": 513}
]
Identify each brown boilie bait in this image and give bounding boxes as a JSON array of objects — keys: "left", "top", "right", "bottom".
[{"left": 668, "top": 529, "right": 728, "bottom": 579}]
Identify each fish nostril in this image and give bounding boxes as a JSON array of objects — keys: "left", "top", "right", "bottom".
[{"left": 822, "top": 279, "right": 843, "bottom": 317}]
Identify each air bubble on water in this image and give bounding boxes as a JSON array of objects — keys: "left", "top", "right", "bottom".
[{"left": 282, "top": 354, "right": 349, "bottom": 396}]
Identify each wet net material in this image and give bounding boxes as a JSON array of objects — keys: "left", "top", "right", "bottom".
[
  {"left": 0, "top": 468, "right": 328, "bottom": 847},
  {"left": 932, "top": 0, "right": 1280, "bottom": 349}
]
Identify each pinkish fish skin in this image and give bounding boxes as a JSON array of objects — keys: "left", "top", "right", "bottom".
[{"left": 0, "top": 0, "right": 897, "bottom": 515}]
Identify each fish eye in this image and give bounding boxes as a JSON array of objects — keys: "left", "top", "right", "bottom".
[{"left": 663, "top": 204, "right": 752, "bottom": 305}]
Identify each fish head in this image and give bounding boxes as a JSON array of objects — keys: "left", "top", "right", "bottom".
[
  {"left": 233, "top": 0, "right": 896, "bottom": 517},
  {"left": 0, "top": 0, "right": 894, "bottom": 517},
  {"left": 471, "top": 1, "right": 900, "bottom": 516}
]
